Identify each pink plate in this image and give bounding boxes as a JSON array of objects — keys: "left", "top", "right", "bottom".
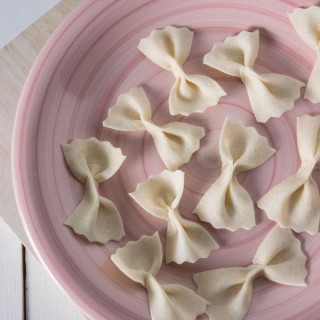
[{"left": 12, "top": 0, "right": 320, "bottom": 319}]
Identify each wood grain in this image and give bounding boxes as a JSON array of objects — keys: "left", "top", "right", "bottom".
[
  {"left": 0, "top": 0, "right": 81, "bottom": 255},
  {"left": 0, "top": 2, "right": 87, "bottom": 319}
]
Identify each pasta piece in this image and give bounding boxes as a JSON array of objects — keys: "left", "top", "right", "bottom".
[
  {"left": 258, "top": 115, "right": 320, "bottom": 234},
  {"left": 193, "top": 225, "right": 307, "bottom": 320},
  {"left": 129, "top": 170, "right": 219, "bottom": 264},
  {"left": 194, "top": 118, "right": 275, "bottom": 231},
  {"left": 61, "top": 138, "right": 126, "bottom": 243},
  {"left": 138, "top": 26, "right": 226, "bottom": 116},
  {"left": 111, "top": 232, "right": 207, "bottom": 320},
  {"left": 204, "top": 30, "right": 305, "bottom": 122},
  {"left": 103, "top": 87, "right": 205, "bottom": 171},
  {"left": 289, "top": 6, "right": 320, "bottom": 103}
]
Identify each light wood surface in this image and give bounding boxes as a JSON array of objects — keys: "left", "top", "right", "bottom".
[
  {"left": 0, "top": 0, "right": 81, "bottom": 254},
  {"left": 0, "top": 1, "right": 87, "bottom": 319}
]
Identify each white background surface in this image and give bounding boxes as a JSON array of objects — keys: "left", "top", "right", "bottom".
[
  {"left": 0, "top": 0, "right": 60, "bottom": 48},
  {"left": 0, "top": 1, "right": 86, "bottom": 319}
]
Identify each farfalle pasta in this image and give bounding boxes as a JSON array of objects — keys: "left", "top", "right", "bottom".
[
  {"left": 289, "top": 6, "right": 320, "bottom": 103},
  {"left": 103, "top": 87, "right": 205, "bottom": 171},
  {"left": 111, "top": 232, "right": 207, "bottom": 320},
  {"left": 194, "top": 118, "right": 275, "bottom": 231},
  {"left": 258, "top": 115, "right": 320, "bottom": 234},
  {"left": 62, "top": 138, "right": 126, "bottom": 243},
  {"left": 204, "top": 30, "right": 305, "bottom": 122},
  {"left": 130, "top": 170, "right": 219, "bottom": 264},
  {"left": 138, "top": 26, "right": 226, "bottom": 116},
  {"left": 193, "top": 225, "right": 307, "bottom": 320}
]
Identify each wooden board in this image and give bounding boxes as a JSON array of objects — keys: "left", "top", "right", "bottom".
[
  {"left": 0, "top": 1, "right": 87, "bottom": 319},
  {"left": 0, "top": 0, "right": 81, "bottom": 254}
]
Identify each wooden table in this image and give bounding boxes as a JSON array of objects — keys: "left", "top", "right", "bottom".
[{"left": 0, "top": 1, "right": 86, "bottom": 318}]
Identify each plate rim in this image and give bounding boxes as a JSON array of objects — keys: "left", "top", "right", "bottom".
[
  {"left": 11, "top": 1, "right": 106, "bottom": 319},
  {"left": 11, "top": 0, "right": 316, "bottom": 319}
]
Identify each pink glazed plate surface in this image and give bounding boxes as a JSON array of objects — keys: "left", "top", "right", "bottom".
[{"left": 12, "top": 0, "right": 320, "bottom": 319}]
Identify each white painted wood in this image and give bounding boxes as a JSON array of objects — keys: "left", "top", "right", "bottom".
[
  {"left": 0, "top": 218, "right": 23, "bottom": 320},
  {"left": 26, "top": 250, "right": 86, "bottom": 320}
]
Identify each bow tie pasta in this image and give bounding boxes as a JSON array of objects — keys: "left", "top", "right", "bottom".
[
  {"left": 112, "top": 232, "right": 207, "bottom": 320},
  {"left": 194, "top": 118, "right": 275, "bottom": 231},
  {"left": 130, "top": 170, "right": 219, "bottom": 264},
  {"left": 61, "top": 138, "right": 126, "bottom": 243},
  {"left": 103, "top": 87, "right": 205, "bottom": 170},
  {"left": 289, "top": 6, "right": 320, "bottom": 103},
  {"left": 138, "top": 26, "right": 226, "bottom": 116},
  {"left": 204, "top": 30, "right": 305, "bottom": 122},
  {"left": 258, "top": 115, "right": 320, "bottom": 234},
  {"left": 193, "top": 225, "right": 307, "bottom": 320}
]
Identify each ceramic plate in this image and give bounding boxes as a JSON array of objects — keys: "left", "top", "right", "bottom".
[{"left": 12, "top": 0, "right": 320, "bottom": 319}]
